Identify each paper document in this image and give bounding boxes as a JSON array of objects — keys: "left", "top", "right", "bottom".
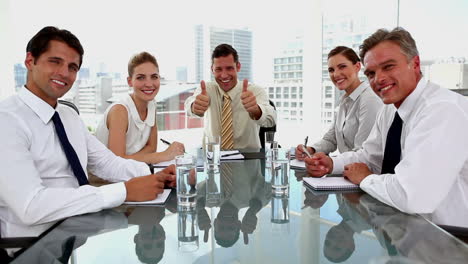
[
  {"left": 290, "top": 159, "right": 306, "bottom": 169},
  {"left": 153, "top": 158, "right": 203, "bottom": 168},
  {"left": 217, "top": 150, "right": 244, "bottom": 160},
  {"left": 303, "top": 177, "right": 359, "bottom": 191},
  {"left": 123, "top": 189, "right": 171, "bottom": 205}
]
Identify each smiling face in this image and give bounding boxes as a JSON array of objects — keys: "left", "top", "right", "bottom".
[
  {"left": 25, "top": 40, "right": 80, "bottom": 107},
  {"left": 363, "top": 41, "right": 421, "bottom": 108},
  {"left": 212, "top": 54, "right": 240, "bottom": 92},
  {"left": 127, "top": 62, "right": 160, "bottom": 102},
  {"left": 328, "top": 54, "right": 362, "bottom": 94}
]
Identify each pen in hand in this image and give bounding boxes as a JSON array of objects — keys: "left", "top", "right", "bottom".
[
  {"left": 304, "top": 136, "right": 308, "bottom": 148},
  {"left": 302, "top": 144, "right": 312, "bottom": 158},
  {"left": 160, "top": 138, "right": 187, "bottom": 154},
  {"left": 160, "top": 138, "right": 171, "bottom": 145}
]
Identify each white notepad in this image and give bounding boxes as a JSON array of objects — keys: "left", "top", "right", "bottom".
[
  {"left": 303, "top": 177, "right": 359, "bottom": 191},
  {"left": 123, "top": 189, "right": 171, "bottom": 206},
  {"left": 290, "top": 159, "right": 306, "bottom": 169}
]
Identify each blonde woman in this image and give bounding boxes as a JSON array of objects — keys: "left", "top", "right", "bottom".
[{"left": 96, "top": 52, "right": 184, "bottom": 163}]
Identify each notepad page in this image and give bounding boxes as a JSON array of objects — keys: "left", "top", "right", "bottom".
[
  {"left": 123, "top": 189, "right": 171, "bottom": 205},
  {"left": 303, "top": 177, "right": 359, "bottom": 191}
]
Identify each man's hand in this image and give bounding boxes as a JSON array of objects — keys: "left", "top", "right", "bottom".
[
  {"left": 295, "top": 144, "right": 315, "bottom": 161},
  {"left": 192, "top": 80, "right": 210, "bottom": 116},
  {"left": 124, "top": 165, "right": 176, "bottom": 201},
  {"left": 305, "top": 152, "right": 333, "bottom": 177},
  {"left": 240, "top": 79, "right": 262, "bottom": 120},
  {"left": 343, "top": 163, "right": 372, "bottom": 185}
]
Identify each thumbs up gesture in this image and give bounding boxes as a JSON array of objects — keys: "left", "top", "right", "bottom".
[
  {"left": 240, "top": 79, "right": 262, "bottom": 119},
  {"left": 192, "top": 80, "right": 211, "bottom": 116}
]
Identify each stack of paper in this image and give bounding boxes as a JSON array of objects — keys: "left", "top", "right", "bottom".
[
  {"left": 220, "top": 150, "right": 244, "bottom": 160},
  {"left": 123, "top": 189, "right": 171, "bottom": 206},
  {"left": 303, "top": 177, "right": 360, "bottom": 191},
  {"left": 290, "top": 159, "right": 306, "bottom": 170}
]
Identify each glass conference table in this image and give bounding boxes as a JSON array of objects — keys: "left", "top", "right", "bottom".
[{"left": 8, "top": 150, "right": 468, "bottom": 264}]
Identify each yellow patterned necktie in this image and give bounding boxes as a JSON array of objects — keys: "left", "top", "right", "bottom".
[{"left": 221, "top": 94, "right": 234, "bottom": 150}]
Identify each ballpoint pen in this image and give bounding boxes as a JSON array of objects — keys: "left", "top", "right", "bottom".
[
  {"left": 304, "top": 136, "right": 308, "bottom": 148},
  {"left": 160, "top": 138, "right": 171, "bottom": 145},
  {"left": 302, "top": 144, "right": 312, "bottom": 158},
  {"left": 160, "top": 138, "right": 188, "bottom": 153}
]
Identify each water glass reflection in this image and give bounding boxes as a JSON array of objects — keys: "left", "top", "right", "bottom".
[
  {"left": 176, "top": 154, "right": 197, "bottom": 208},
  {"left": 177, "top": 208, "right": 199, "bottom": 252},
  {"left": 271, "top": 192, "right": 290, "bottom": 224},
  {"left": 205, "top": 169, "right": 221, "bottom": 207}
]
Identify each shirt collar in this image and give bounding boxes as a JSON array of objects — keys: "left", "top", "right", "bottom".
[
  {"left": 18, "top": 86, "right": 56, "bottom": 124},
  {"left": 216, "top": 80, "right": 241, "bottom": 98},
  {"left": 347, "top": 81, "right": 368, "bottom": 101},
  {"left": 397, "top": 77, "right": 427, "bottom": 122},
  {"left": 125, "top": 94, "right": 156, "bottom": 130}
]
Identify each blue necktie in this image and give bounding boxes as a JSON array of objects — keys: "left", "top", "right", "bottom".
[
  {"left": 52, "top": 112, "right": 89, "bottom": 185},
  {"left": 381, "top": 112, "right": 403, "bottom": 174}
]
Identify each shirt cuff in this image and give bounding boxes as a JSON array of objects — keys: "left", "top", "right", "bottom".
[
  {"left": 331, "top": 156, "right": 345, "bottom": 174},
  {"left": 360, "top": 174, "right": 376, "bottom": 188},
  {"left": 99, "top": 182, "right": 127, "bottom": 208},
  {"left": 254, "top": 103, "right": 267, "bottom": 123}
]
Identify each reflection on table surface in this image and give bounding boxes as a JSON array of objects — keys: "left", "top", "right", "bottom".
[{"left": 7, "top": 154, "right": 468, "bottom": 264}]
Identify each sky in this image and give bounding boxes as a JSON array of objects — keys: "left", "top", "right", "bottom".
[{"left": 3, "top": 0, "right": 468, "bottom": 85}]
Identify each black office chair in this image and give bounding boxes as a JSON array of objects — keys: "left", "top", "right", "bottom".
[
  {"left": 438, "top": 225, "right": 468, "bottom": 244},
  {"left": 58, "top": 100, "right": 80, "bottom": 115},
  {"left": 0, "top": 236, "right": 38, "bottom": 263},
  {"left": 259, "top": 100, "right": 277, "bottom": 149}
]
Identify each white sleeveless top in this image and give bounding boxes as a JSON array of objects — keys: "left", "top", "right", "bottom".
[{"left": 95, "top": 94, "right": 157, "bottom": 155}]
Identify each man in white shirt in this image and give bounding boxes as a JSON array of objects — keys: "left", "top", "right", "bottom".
[
  {"left": 184, "top": 44, "right": 276, "bottom": 149},
  {"left": 305, "top": 27, "right": 468, "bottom": 226},
  {"left": 0, "top": 26, "right": 176, "bottom": 238}
]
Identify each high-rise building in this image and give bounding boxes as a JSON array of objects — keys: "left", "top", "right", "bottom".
[
  {"left": 194, "top": 25, "right": 253, "bottom": 82},
  {"left": 268, "top": 36, "right": 304, "bottom": 121},
  {"left": 14, "top": 63, "right": 27, "bottom": 91},
  {"left": 176, "top": 66, "right": 188, "bottom": 82},
  {"left": 78, "top": 67, "right": 90, "bottom": 80},
  {"left": 321, "top": 14, "right": 373, "bottom": 127}
]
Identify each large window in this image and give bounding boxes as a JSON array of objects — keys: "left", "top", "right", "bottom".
[{"left": 2, "top": 0, "right": 467, "bottom": 150}]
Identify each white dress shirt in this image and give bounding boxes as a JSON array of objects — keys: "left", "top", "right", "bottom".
[
  {"left": 312, "top": 81, "right": 382, "bottom": 154},
  {"left": 95, "top": 94, "right": 157, "bottom": 155},
  {"left": 184, "top": 81, "right": 276, "bottom": 149},
  {"left": 0, "top": 88, "right": 150, "bottom": 237},
  {"left": 331, "top": 78, "right": 468, "bottom": 226}
]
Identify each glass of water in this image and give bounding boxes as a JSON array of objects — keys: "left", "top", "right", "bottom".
[
  {"left": 204, "top": 135, "right": 221, "bottom": 172},
  {"left": 269, "top": 148, "right": 290, "bottom": 195},
  {"left": 265, "top": 131, "right": 275, "bottom": 159},
  {"left": 176, "top": 154, "right": 197, "bottom": 208}
]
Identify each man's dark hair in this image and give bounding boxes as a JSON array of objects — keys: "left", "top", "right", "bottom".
[
  {"left": 211, "top": 44, "right": 239, "bottom": 64},
  {"left": 26, "top": 26, "right": 84, "bottom": 68}
]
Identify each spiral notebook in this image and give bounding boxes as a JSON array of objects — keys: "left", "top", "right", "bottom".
[{"left": 303, "top": 177, "right": 360, "bottom": 191}]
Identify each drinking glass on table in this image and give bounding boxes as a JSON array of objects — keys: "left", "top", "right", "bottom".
[
  {"left": 176, "top": 154, "right": 197, "bottom": 208},
  {"left": 204, "top": 135, "right": 221, "bottom": 172},
  {"left": 269, "top": 148, "right": 290, "bottom": 195},
  {"left": 265, "top": 131, "right": 275, "bottom": 159}
]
